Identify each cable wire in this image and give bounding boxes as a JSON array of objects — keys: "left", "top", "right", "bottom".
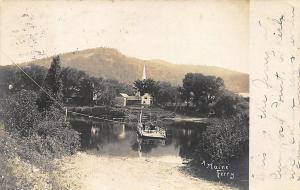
[
  {"left": 1, "top": 51, "right": 128, "bottom": 124},
  {"left": 1, "top": 51, "right": 65, "bottom": 109}
]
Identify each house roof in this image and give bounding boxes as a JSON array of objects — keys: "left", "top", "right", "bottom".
[
  {"left": 127, "top": 96, "right": 140, "bottom": 101},
  {"left": 142, "top": 93, "right": 152, "bottom": 97},
  {"left": 120, "top": 93, "right": 129, "bottom": 98},
  {"left": 238, "top": 93, "right": 249, "bottom": 98}
]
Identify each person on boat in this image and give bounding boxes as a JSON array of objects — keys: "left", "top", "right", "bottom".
[
  {"left": 142, "top": 124, "right": 146, "bottom": 130},
  {"left": 150, "top": 123, "right": 155, "bottom": 130}
]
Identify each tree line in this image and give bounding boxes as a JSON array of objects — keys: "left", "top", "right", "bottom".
[
  {"left": 134, "top": 73, "right": 248, "bottom": 117},
  {"left": 0, "top": 56, "right": 247, "bottom": 118},
  {"left": 0, "top": 57, "right": 133, "bottom": 107}
]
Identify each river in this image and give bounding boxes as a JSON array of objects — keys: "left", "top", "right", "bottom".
[{"left": 70, "top": 119, "right": 207, "bottom": 164}]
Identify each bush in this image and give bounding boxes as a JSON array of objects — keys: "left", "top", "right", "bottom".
[
  {"left": 0, "top": 124, "right": 21, "bottom": 189},
  {"left": 212, "top": 91, "right": 248, "bottom": 117},
  {"left": 35, "top": 107, "right": 80, "bottom": 157},
  {"left": 199, "top": 112, "right": 249, "bottom": 162},
  {"left": 1, "top": 90, "right": 41, "bottom": 136},
  {"left": 1, "top": 90, "right": 80, "bottom": 165}
]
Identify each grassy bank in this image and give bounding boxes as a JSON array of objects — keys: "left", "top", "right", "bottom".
[
  {"left": 0, "top": 122, "right": 80, "bottom": 190},
  {"left": 0, "top": 90, "right": 81, "bottom": 189}
]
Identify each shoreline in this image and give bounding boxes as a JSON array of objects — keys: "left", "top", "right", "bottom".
[
  {"left": 163, "top": 114, "right": 209, "bottom": 123},
  {"left": 68, "top": 105, "right": 209, "bottom": 125}
]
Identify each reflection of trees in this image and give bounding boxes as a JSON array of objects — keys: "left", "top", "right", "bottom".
[
  {"left": 170, "top": 123, "right": 206, "bottom": 160},
  {"left": 164, "top": 129, "right": 173, "bottom": 145},
  {"left": 69, "top": 119, "right": 91, "bottom": 149},
  {"left": 89, "top": 122, "right": 129, "bottom": 148},
  {"left": 131, "top": 137, "right": 166, "bottom": 154},
  {"left": 70, "top": 120, "right": 134, "bottom": 150},
  {"left": 71, "top": 119, "right": 209, "bottom": 161},
  {"left": 130, "top": 122, "right": 208, "bottom": 158}
]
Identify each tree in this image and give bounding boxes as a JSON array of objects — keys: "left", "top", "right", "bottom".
[
  {"left": 181, "top": 73, "right": 224, "bottom": 113},
  {"left": 37, "top": 56, "right": 63, "bottom": 110},
  {"left": 211, "top": 91, "right": 241, "bottom": 117},
  {"left": 156, "top": 81, "right": 178, "bottom": 105},
  {"left": 133, "top": 78, "right": 160, "bottom": 97},
  {"left": 60, "top": 67, "right": 134, "bottom": 106},
  {"left": 0, "top": 65, "right": 47, "bottom": 97},
  {"left": 78, "top": 77, "right": 94, "bottom": 106},
  {"left": 14, "top": 65, "right": 47, "bottom": 92},
  {"left": 92, "top": 78, "right": 127, "bottom": 106},
  {"left": 60, "top": 67, "right": 87, "bottom": 103}
]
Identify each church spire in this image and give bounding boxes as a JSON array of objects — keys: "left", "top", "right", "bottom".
[{"left": 142, "top": 64, "right": 147, "bottom": 80}]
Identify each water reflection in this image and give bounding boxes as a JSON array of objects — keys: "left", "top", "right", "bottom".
[
  {"left": 134, "top": 137, "right": 166, "bottom": 158},
  {"left": 70, "top": 119, "right": 207, "bottom": 163}
]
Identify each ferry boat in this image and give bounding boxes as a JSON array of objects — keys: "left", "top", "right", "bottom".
[{"left": 136, "top": 109, "right": 166, "bottom": 139}]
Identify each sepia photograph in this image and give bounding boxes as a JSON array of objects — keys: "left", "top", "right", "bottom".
[{"left": 0, "top": 0, "right": 250, "bottom": 189}]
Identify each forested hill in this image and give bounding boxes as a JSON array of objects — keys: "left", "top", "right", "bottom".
[{"left": 24, "top": 47, "right": 249, "bottom": 93}]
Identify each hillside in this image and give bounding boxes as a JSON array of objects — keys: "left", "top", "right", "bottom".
[{"left": 25, "top": 48, "right": 249, "bottom": 93}]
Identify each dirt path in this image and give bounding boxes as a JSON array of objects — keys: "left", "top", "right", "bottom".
[{"left": 60, "top": 152, "right": 237, "bottom": 190}]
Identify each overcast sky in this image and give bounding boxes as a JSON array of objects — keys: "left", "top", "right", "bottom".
[{"left": 0, "top": 0, "right": 249, "bottom": 73}]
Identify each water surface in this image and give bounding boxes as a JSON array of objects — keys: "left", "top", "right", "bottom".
[{"left": 70, "top": 119, "right": 207, "bottom": 164}]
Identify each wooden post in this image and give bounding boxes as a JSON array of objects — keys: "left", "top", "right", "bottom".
[{"left": 64, "top": 107, "right": 68, "bottom": 122}]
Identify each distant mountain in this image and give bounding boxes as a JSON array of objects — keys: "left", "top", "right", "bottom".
[{"left": 25, "top": 47, "right": 249, "bottom": 93}]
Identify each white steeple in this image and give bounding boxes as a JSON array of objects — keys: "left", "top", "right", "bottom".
[{"left": 142, "top": 64, "right": 147, "bottom": 80}]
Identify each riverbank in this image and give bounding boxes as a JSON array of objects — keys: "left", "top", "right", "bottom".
[
  {"left": 67, "top": 105, "right": 210, "bottom": 124},
  {"left": 164, "top": 114, "right": 209, "bottom": 123},
  {"left": 58, "top": 152, "right": 237, "bottom": 190},
  {"left": 67, "top": 105, "right": 176, "bottom": 124},
  {"left": 0, "top": 124, "right": 79, "bottom": 190}
]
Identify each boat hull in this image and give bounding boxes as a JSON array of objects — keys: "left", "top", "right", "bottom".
[{"left": 137, "top": 123, "right": 166, "bottom": 139}]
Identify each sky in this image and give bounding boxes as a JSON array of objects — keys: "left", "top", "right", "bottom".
[{"left": 0, "top": 0, "right": 249, "bottom": 73}]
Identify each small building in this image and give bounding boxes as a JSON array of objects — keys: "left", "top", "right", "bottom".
[
  {"left": 114, "top": 93, "right": 141, "bottom": 107},
  {"left": 141, "top": 93, "right": 152, "bottom": 106},
  {"left": 114, "top": 92, "right": 153, "bottom": 107},
  {"left": 238, "top": 92, "right": 249, "bottom": 101},
  {"left": 126, "top": 95, "right": 141, "bottom": 106}
]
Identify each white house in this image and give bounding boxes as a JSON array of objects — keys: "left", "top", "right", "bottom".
[
  {"left": 236, "top": 92, "right": 249, "bottom": 101},
  {"left": 141, "top": 93, "right": 152, "bottom": 106}
]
